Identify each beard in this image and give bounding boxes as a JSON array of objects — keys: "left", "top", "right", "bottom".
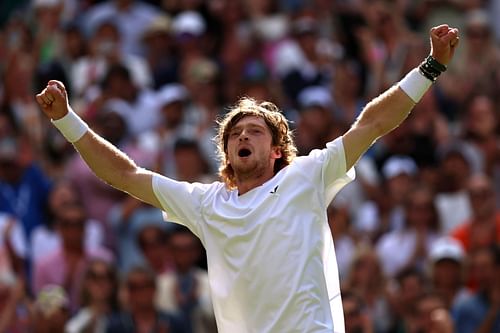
[{"left": 232, "top": 153, "right": 271, "bottom": 182}]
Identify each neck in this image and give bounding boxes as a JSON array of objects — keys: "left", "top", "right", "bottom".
[
  {"left": 63, "top": 244, "right": 84, "bottom": 255},
  {"left": 235, "top": 169, "right": 274, "bottom": 195},
  {"left": 91, "top": 301, "right": 111, "bottom": 314},
  {"left": 133, "top": 307, "right": 156, "bottom": 321},
  {"left": 473, "top": 212, "right": 495, "bottom": 224}
]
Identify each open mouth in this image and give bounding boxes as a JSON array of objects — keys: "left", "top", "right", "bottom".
[{"left": 238, "top": 148, "right": 252, "bottom": 157}]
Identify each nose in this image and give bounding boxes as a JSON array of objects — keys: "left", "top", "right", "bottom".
[{"left": 238, "top": 130, "right": 249, "bottom": 141}]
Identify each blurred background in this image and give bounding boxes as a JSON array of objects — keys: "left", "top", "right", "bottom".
[{"left": 0, "top": 0, "right": 499, "bottom": 332}]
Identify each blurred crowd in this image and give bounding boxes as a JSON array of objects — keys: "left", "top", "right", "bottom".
[{"left": 0, "top": 0, "right": 499, "bottom": 332}]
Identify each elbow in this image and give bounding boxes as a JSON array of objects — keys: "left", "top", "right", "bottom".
[{"left": 102, "top": 167, "right": 137, "bottom": 193}]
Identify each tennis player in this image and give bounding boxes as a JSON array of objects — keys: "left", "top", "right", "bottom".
[{"left": 36, "top": 24, "right": 459, "bottom": 333}]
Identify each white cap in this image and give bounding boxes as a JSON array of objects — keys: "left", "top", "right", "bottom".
[
  {"left": 297, "top": 86, "right": 332, "bottom": 109},
  {"left": 156, "top": 84, "right": 188, "bottom": 107},
  {"left": 382, "top": 156, "right": 418, "bottom": 179},
  {"left": 143, "top": 14, "right": 171, "bottom": 38},
  {"left": 172, "top": 11, "right": 206, "bottom": 36},
  {"left": 430, "top": 237, "right": 465, "bottom": 263}
]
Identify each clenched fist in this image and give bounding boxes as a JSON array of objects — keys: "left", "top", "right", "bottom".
[
  {"left": 35, "top": 80, "right": 70, "bottom": 120},
  {"left": 430, "top": 24, "right": 460, "bottom": 66}
]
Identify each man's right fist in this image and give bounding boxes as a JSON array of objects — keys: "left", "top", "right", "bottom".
[{"left": 35, "top": 80, "right": 69, "bottom": 120}]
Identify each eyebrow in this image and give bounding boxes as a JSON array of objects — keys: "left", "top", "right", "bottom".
[{"left": 231, "top": 123, "right": 267, "bottom": 132}]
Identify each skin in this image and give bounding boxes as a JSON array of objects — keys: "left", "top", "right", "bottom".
[{"left": 35, "top": 25, "right": 459, "bottom": 207}]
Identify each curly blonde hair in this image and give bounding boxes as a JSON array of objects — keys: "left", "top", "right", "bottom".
[{"left": 215, "top": 97, "right": 297, "bottom": 189}]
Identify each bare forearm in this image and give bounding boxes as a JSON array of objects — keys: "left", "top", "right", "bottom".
[
  {"left": 354, "top": 85, "right": 416, "bottom": 139},
  {"left": 343, "top": 85, "right": 416, "bottom": 168},
  {"left": 73, "top": 129, "right": 139, "bottom": 193}
]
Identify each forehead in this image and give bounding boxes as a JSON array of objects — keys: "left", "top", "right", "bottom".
[{"left": 232, "top": 115, "right": 268, "bottom": 129}]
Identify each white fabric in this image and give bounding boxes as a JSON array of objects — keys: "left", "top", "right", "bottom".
[
  {"left": 0, "top": 214, "right": 28, "bottom": 258},
  {"left": 156, "top": 268, "right": 216, "bottom": 333},
  {"left": 398, "top": 68, "right": 432, "bottom": 103},
  {"left": 31, "top": 219, "right": 105, "bottom": 262},
  {"left": 152, "top": 137, "right": 355, "bottom": 333},
  {"left": 51, "top": 110, "right": 89, "bottom": 143},
  {"left": 376, "top": 230, "right": 439, "bottom": 277},
  {"left": 0, "top": 214, "right": 27, "bottom": 286},
  {"left": 435, "top": 191, "right": 472, "bottom": 234}
]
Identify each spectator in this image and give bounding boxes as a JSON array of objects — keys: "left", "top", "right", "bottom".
[
  {"left": 65, "top": 258, "right": 119, "bottom": 333},
  {"left": 429, "top": 236, "right": 470, "bottom": 309},
  {"left": 71, "top": 19, "right": 152, "bottom": 99},
  {"left": 82, "top": 0, "right": 160, "bottom": 56},
  {"left": 460, "top": 94, "right": 498, "bottom": 177},
  {"left": 279, "top": 15, "right": 330, "bottom": 105},
  {"left": 415, "top": 292, "right": 454, "bottom": 333},
  {"left": 156, "top": 226, "right": 216, "bottom": 333},
  {"left": 295, "top": 86, "right": 337, "bottom": 154},
  {"left": 173, "top": 138, "right": 214, "bottom": 183},
  {"left": 453, "top": 245, "right": 500, "bottom": 333},
  {"left": 435, "top": 144, "right": 476, "bottom": 233},
  {"left": 108, "top": 196, "right": 167, "bottom": 273},
  {"left": 343, "top": 246, "right": 393, "bottom": 333},
  {"left": 31, "top": 180, "right": 105, "bottom": 262},
  {"left": 33, "top": 203, "right": 112, "bottom": 312},
  {"left": 327, "top": 201, "right": 356, "bottom": 281},
  {"left": 377, "top": 185, "right": 440, "bottom": 277},
  {"left": 137, "top": 224, "right": 174, "bottom": 275},
  {"left": 141, "top": 14, "right": 179, "bottom": 89},
  {"left": 448, "top": 9, "right": 500, "bottom": 103},
  {"left": 390, "top": 268, "right": 428, "bottom": 333},
  {"left": 106, "top": 266, "right": 186, "bottom": 333},
  {"left": 356, "top": 156, "right": 418, "bottom": 241},
  {"left": 450, "top": 174, "right": 500, "bottom": 253},
  {"left": 331, "top": 58, "right": 366, "bottom": 125},
  {"left": 341, "top": 289, "right": 374, "bottom": 333},
  {"left": 0, "top": 134, "right": 52, "bottom": 240}
]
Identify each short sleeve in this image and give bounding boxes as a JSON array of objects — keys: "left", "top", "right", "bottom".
[
  {"left": 152, "top": 174, "right": 213, "bottom": 237},
  {"left": 307, "top": 137, "right": 356, "bottom": 205}
]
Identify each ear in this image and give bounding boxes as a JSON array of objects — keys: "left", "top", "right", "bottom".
[{"left": 271, "top": 146, "right": 282, "bottom": 159}]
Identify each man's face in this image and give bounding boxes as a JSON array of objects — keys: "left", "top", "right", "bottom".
[{"left": 226, "top": 116, "right": 281, "bottom": 181}]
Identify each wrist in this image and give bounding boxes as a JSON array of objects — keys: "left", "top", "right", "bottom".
[
  {"left": 419, "top": 55, "right": 447, "bottom": 82},
  {"left": 398, "top": 68, "right": 433, "bottom": 103},
  {"left": 51, "top": 110, "right": 89, "bottom": 143}
]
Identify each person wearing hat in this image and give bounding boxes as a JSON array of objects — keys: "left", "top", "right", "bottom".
[
  {"left": 450, "top": 174, "right": 500, "bottom": 253},
  {"left": 429, "top": 236, "right": 470, "bottom": 309}
]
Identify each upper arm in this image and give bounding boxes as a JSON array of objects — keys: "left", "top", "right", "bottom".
[
  {"left": 342, "top": 85, "right": 416, "bottom": 169},
  {"left": 120, "top": 168, "right": 162, "bottom": 209},
  {"left": 342, "top": 123, "right": 379, "bottom": 171}
]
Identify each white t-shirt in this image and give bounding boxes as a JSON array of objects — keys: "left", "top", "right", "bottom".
[{"left": 152, "top": 137, "right": 354, "bottom": 333}]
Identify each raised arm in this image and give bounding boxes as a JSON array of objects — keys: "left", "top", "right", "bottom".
[
  {"left": 35, "top": 81, "right": 161, "bottom": 208},
  {"left": 342, "top": 24, "right": 459, "bottom": 169}
]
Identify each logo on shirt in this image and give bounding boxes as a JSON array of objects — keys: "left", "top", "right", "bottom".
[{"left": 270, "top": 185, "right": 279, "bottom": 194}]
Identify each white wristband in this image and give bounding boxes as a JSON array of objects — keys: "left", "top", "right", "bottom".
[
  {"left": 51, "top": 110, "right": 89, "bottom": 143},
  {"left": 398, "top": 68, "right": 433, "bottom": 103}
]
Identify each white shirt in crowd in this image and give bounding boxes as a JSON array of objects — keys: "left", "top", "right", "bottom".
[
  {"left": 152, "top": 137, "right": 354, "bottom": 333},
  {"left": 31, "top": 219, "right": 105, "bottom": 262},
  {"left": 0, "top": 213, "right": 27, "bottom": 284}
]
